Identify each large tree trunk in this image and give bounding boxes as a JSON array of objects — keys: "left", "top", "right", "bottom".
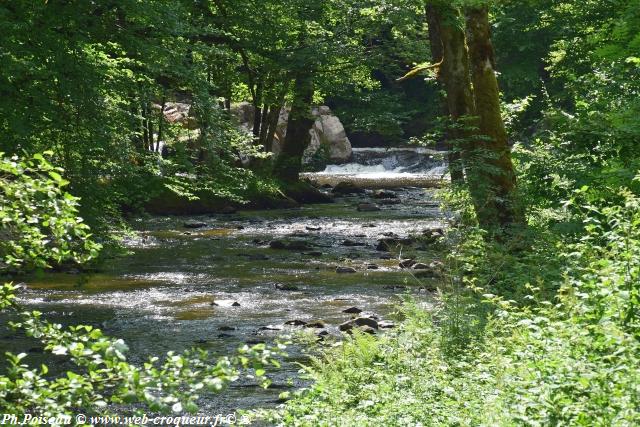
[
  {"left": 466, "top": 5, "right": 522, "bottom": 227},
  {"left": 436, "top": 3, "right": 490, "bottom": 223},
  {"left": 274, "top": 74, "right": 314, "bottom": 182},
  {"left": 426, "top": 4, "right": 464, "bottom": 184}
]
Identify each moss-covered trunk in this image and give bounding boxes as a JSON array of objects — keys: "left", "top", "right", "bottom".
[
  {"left": 466, "top": 5, "right": 523, "bottom": 228},
  {"left": 436, "top": 5, "right": 488, "bottom": 221}
]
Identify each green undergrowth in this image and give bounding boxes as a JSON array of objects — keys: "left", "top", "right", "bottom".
[{"left": 262, "top": 186, "right": 640, "bottom": 426}]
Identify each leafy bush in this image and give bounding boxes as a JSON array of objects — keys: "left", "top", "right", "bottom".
[{"left": 0, "top": 152, "right": 101, "bottom": 273}]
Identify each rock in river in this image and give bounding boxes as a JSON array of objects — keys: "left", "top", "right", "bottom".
[
  {"left": 305, "top": 321, "right": 326, "bottom": 329},
  {"left": 274, "top": 283, "right": 300, "bottom": 291},
  {"left": 339, "top": 317, "right": 379, "bottom": 332},
  {"left": 372, "top": 190, "right": 398, "bottom": 199},
  {"left": 399, "top": 259, "right": 416, "bottom": 269},
  {"left": 211, "top": 300, "right": 242, "bottom": 307},
  {"left": 285, "top": 320, "right": 307, "bottom": 327},
  {"left": 342, "top": 306, "right": 363, "bottom": 314},
  {"left": 336, "top": 266, "right": 357, "bottom": 274},
  {"left": 183, "top": 220, "right": 207, "bottom": 229},
  {"left": 332, "top": 182, "right": 366, "bottom": 195},
  {"left": 412, "top": 263, "right": 430, "bottom": 270}
]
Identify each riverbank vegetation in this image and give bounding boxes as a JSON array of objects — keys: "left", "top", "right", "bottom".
[
  {"left": 1, "top": 0, "right": 640, "bottom": 425},
  {"left": 262, "top": 0, "right": 640, "bottom": 424}
]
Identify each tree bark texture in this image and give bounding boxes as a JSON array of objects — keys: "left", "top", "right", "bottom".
[{"left": 466, "top": 5, "right": 522, "bottom": 227}]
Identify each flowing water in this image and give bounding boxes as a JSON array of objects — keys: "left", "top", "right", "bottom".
[
  {"left": 302, "top": 147, "right": 448, "bottom": 188},
  {"left": 1, "top": 147, "right": 449, "bottom": 415}
]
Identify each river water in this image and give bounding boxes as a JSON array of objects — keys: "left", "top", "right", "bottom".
[{"left": 1, "top": 147, "right": 448, "bottom": 415}]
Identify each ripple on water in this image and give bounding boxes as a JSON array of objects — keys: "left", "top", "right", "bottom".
[{"left": 11, "top": 186, "right": 443, "bottom": 413}]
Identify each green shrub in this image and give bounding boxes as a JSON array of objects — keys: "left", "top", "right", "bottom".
[{"left": 0, "top": 152, "right": 101, "bottom": 273}]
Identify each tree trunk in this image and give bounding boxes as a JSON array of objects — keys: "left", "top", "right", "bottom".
[
  {"left": 274, "top": 74, "right": 314, "bottom": 182},
  {"left": 141, "top": 100, "right": 149, "bottom": 151},
  {"left": 258, "top": 103, "right": 270, "bottom": 148},
  {"left": 426, "top": 4, "right": 464, "bottom": 184},
  {"left": 264, "top": 104, "right": 282, "bottom": 153},
  {"left": 146, "top": 103, "right": 154, "bottom": 151},
  {"left": 156, "top": 95, "right": 166, "bottom": 152},
  {"left": 466, "top": 5, "right": 522, "bottom": 227},
  {"left": 251, "top": 82, "right": 263, "bottom": 140},
  {"left": 264, "top": 82, "right": 290, "bottom": 153}
]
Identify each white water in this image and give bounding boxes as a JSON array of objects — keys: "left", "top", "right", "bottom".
[
  {"left": 351, "top": 147, "right": 442, "bottom": 155},
  {"left": 321, "top": 163, "right": 448, "bottom": 178},
  {"left": 303, "top": 146, "right": 449, "bottom": 188}
]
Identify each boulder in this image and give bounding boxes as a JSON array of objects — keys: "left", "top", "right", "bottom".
[
  {"left": 336, "top": 266, "right": 357, "bottom": 274},
  {"left": 332, "top": 182, "right": 365, "bottom": 195},
  {"left": 339, "top": 317, "right": 379, "bottom": 332},
  {"left": 231, "top": 103, "right": 352, "bottom": 164},
  {"left": 286, "top": 241, "right": 312, "bottom": 251},
  {"left": 259, "top": 325, "right": 283, "bottom": 331},
  {"left": 342, "top": 307, "right": 363, "bottom": 314},
  {"left": 422, "top": 228, "right": 445, "bottom": 243},
  {"left": 269, "top": 240, "right": 287, "bottom": 250},
  {"left": 210, "top": 300, "right": 242, "bottom": 307},
  {"left": 359, "top": 326, "right": 377, "bottom": 335},
  {"left": 306, "top": 113, "right": 352, "bottom": 163}
]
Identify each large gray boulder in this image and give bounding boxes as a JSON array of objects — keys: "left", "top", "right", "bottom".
[
  {"left": 306, "top": 110, "right": 352, "bottom": 163},
  {"left": 231, "top": 103, "right": 352, "bottom": 164}
]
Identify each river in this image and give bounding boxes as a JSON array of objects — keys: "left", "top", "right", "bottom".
[{"left": 0, "top": 147, "right": 448, "bottom": 416}]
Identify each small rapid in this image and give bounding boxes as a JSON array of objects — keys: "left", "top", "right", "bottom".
[{"left": 303, "top": 146, "right": 449, "bottom": 188}]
